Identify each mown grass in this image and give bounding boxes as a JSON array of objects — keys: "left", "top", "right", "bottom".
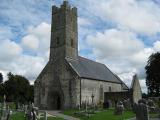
[
  {"left": 10, "top": 111, "right": 64, "bottom": 120},
  {"left": 63, "top": 109, "right": 135, "bottom": 120},
  {"left": 40, "top": 117, "right": 64, "bottom": 120},
  {"left": 149, "top": 113, "right": 159, "bottom": 118},
  {"left": 10, "top": 112, "right": 26, "bottom": 120},
  {"left": 48, "top": 117, "right": 64, "bottom": 120}
]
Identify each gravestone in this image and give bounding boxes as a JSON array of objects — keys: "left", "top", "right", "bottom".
[
  {"left": 138, "top": 99, "right": 147, "bottom": 104},
  {"left": 133, "top": 99, "right": 149, "bottom": 120},
  {"left": 147, "top": 99, "right": 156, "bottom": 113},
  {"left": 25, "top": 103, "right": 33, "bottom": 120},
  {"left": 25, "top": 103, "right": 47, "bottom": 120},
  {"left": 114, "top": 101, "right": 124, "bottom": 115},
  {"left": 1, "top": 94, "right": 11, "bottom": 120},
  {"left": 123, "top": 99, "right": 131, "bottom": 110}
]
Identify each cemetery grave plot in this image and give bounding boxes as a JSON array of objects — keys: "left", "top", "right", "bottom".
[
  {"left": 63, "top": 99, "right": 160, "bottom": 120},
  {"left": 0, "top": 98, "right": 160, "bottom": 120},
  {"left": 63, "top": 109, "right": 135, "bottom": 120},
  {"left": 10, "top": 112, "right": 64, "bottom": 120},
  {"left": 0, "top": 102, "right": 64, "bottom": 120}
]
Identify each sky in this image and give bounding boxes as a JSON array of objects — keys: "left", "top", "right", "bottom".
[{"left": 1, "top": 0, "right": 160, "bottom": 93}]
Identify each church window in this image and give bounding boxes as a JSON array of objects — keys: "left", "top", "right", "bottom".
[
  {"left": 71, "top": 38, "right": 74, "bottom": 47},
  {"left": 109, "top": 86, "right": 112, "bottom": 92},
  {"left": 99, "top": 85, "right": 103, "bottom": 100},
  {"left": 56, "top": 37, "right": 60, "bottom": 45}
]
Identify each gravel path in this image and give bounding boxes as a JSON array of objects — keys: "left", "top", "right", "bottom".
[
  {"left": 127, "top": 117, "right": 160, "bottom": 120},
  {"left": 47, "top": 110, "right": 80, "bottom": 120}
]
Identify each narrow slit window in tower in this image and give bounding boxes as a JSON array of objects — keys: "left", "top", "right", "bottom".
[
  {"left": 56, "top": 37, "right": 60, "bottom": 45},
  {"left": 71, "top": 38, "right": 74, "bottom": 47}
]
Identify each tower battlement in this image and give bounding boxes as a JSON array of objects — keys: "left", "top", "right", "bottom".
[{"left": 52, "top": 1, "right": 77, "bottom": 16}]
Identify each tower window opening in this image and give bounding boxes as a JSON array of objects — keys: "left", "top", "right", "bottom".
[
  {"left": 56, "top": 37, "right": 60, "bottom": 45},
  {"left": 71, "top": 38, "right": 74, "bottom": 47}
]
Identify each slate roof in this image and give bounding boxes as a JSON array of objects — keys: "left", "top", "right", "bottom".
[
  {"left": 66, "top": 56, "right": 125, "bottom": 84},
  {"left": 122, "top": 82, "right": 129, "bottom": 90}
]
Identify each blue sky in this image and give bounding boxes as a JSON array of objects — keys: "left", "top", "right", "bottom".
[{"left": 1, "top": 0, "right": 160, "bottom": 93}]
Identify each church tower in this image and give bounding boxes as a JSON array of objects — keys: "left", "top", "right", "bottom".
[
  {"left": 34, "top": 1, "right": 79, "bottom": 110},
  {"left": 50, "top": 1, "right": 78, "bottom": 61}
]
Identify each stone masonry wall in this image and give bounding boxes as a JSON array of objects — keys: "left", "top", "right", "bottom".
[
  {"left": 80, "top": 78, "right": 122, "bottom": 106},
  {"left": 132, "top": 80, "right": 142, "bottom": 103}
]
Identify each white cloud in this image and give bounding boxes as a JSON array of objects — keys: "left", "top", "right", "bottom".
[
  {"left": 87, "top": 29, "right": 144, "bottom": 59},
  {"left": 0, "top": 0, "right": 52, "bottom": 27},
  {"left": 21, "top": 22, "right": 51, "bottom": 56},
  {"left": 118, "top": 72, "right": 135, "bottom": 87},
  {"left": 0, "top": 54, "right": 46, "bottom": 82},
  {"left": 139, "top": 79, "right": 147, "bottom": 93},
  {"left": 0, "top": 27, "right": 13, "bottom": 40},
  {"left": 78, "top": 17, "right": 91, "bottom": 26},
  {"left": 153, "top": 41, "right": 160, "bottom": 51},
  {"left": 86, "top": 0, "right": 160, "bottom": 35},
  {"left": 0, "top": 70, "right": 8, "bottom": 81},
  {"left": 0, "top": 39, "right": 22, "bottom": 81},
  {"left": 0, "top": 39, "right": 22, "bottom": 62},
  {"left": 19, "top": 22, "right": 51, "bottom": 80},
  {"left": 21, "top": 35, "right": 39, "bottom": 50},
  {"left": 131, "top": 48, "right": 154, "bottom": 67},
  {"left": 0, "top": 22, "right": 50, "bottom": 82},
  {"left": 27, "top": 22, "right": 51, "bottom": 38},
  {"left": 11, "top": 55, "right": 46, "bottom": 81}
]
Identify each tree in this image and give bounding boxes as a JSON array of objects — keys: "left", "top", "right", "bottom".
[
  {"left": 0, "top": 73, "right": 4, "bottom": 102},
  {"left": 4, "top": 72, "right": 34, "bottom": 103},
  {"left": 0, "top": 73, "right": 3, "bottom": 84},
  {"left": 142, "top": 93, "right": 148, "bottom": 98},
  {"left": 145, "top": 52, "right": 160, "bottom": 96}
]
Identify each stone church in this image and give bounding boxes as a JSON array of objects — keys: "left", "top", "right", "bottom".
[{"left": 34, "top": 1, "right": 142, "bottom": 110}]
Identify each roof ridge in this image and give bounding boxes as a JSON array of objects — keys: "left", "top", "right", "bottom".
[
  {"left": 114, "top": 74, "right": 129, "bottom": 89},
  {"left": 78, "top": 56, "right": 105, "bottom": 66}
]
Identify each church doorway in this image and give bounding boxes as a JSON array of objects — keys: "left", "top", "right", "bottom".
[
  {"left": 48, "top": 91, "right": 62, "bottom": 110},
  {"left": 56, "top": 95, "right": 61, "bottom": 110}
]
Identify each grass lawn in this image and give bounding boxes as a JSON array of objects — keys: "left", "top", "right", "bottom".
[
  {"left": 41, "top": 117, "right": 64, "bottom": 120},
  {"left": 63, "top": 109, "right": 135, "bottom": 120},
  {"left": 47, "top": 117, "right": 64, "bottom": 120},
  {"left": 10, "top": 111, "right": 64, "bottom": 120},
  {"left": 10, "top": 112, "right": 26, "bottom": 120},
  {"left": 149, "top": 113, "right": 159, "bottom": 118}
]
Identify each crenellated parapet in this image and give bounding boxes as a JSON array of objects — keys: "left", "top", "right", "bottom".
[{"left": 52, "top": 1, "right": 77, "bottom": 16}]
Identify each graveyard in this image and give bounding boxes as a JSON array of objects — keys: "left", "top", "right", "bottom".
[
  {"left": 0, "top": 72, "right": 160, "bottom": 119},
  {"left": 63, "top": 109, "right": 135, "bottom": 120},
  {"left": 0, "top": 98, "right": 160, "bottom": 120}
]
